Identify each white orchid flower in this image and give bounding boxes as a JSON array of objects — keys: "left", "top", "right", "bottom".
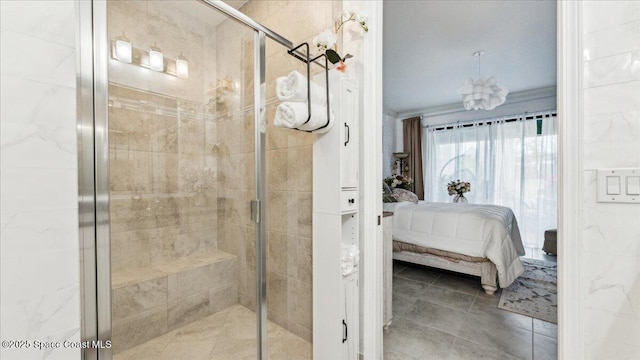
[
  {"left": 313, "top": 28, "right": 337, "bottom": 51},
  {"left": 355, "top": 11, "right": 369, "bottom": 32}
]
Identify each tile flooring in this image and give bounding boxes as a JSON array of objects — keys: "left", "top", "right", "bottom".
[
  {"left": 113, "top": 304, "right": 311, "bottom": 360},
  {"left": 112, "top": 254, "right": 556, "bottom": 360},
  {"left": 384, "top": 259, "right": 558, "bottom": 360}
]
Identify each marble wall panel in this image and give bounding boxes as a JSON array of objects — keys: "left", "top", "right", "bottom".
[
  {"left": 0, "top": 1, "right": 81, "bottom": 359},
  {"left": 582, "top": 2, "right": 640, "bottom": 357}
]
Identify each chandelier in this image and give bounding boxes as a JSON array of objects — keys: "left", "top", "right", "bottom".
[{"left": 457, "top": 50, "right": 508, "bottom": 111}]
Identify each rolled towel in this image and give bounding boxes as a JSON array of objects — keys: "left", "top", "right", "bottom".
[
  {"left": 276, "top": 71, "right": 331, "bottom": 104},
  {"left": 274, "top": 102, "right": 333, "bottom": 133}
]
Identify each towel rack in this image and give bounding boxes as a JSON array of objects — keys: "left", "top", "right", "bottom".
[{"left": 286, "top": 42, "right": 331, "bottom": 133}]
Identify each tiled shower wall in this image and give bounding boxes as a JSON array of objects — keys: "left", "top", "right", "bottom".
[
  {"left": 106, "top": 1, "right": 231, "bottom": 351},
  {"left": 215, "top": 0, "right": 340, "bottom": 342},
  {"left": 107, "top": 2, "right": 219, "bottom": 272},
  {"left": 581, "top": 1, "right": 640, "bottom": 358}
]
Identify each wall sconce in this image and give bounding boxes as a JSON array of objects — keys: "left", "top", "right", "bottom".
[
  {"left": 113, "top": 35, "right": 132, "bottom": 63},
  {"left": 111, "top": 39, "right": 188, "bottom": 79},
  {"left": 148, "top": 46, "right": 164, "bottom": 72},
  {"left": 175, "top": 54, "right": 189, "bottom": 79}
]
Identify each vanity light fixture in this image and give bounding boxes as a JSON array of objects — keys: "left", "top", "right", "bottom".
[
  {"left": 113, "top": 35, "right": 132, "bottom": 63},
  {"left": 175, "top": 54, "right": 189, "bottom": 79},
  {"left": 112, "top": 37, "right": 187, "bottom": 79},
  {"left": 148, "top": 45, "right": 164, "bottom": 72}
]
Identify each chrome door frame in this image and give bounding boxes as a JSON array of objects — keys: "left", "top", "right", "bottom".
[{"left": 78, "top": 0, "right": 111, "bottom": 359}]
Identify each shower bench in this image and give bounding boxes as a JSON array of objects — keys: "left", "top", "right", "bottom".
[{"left": 110, "top": 249, "right": 238, "bottom": 353}]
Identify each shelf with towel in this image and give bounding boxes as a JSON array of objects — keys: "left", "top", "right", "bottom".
[{"left": 273, "top": 42, "right": 331, "bottom": 133}]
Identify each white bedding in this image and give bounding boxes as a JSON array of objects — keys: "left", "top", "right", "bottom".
[{"left": 388, "top": 201, "right": 525, "bottom": 287}]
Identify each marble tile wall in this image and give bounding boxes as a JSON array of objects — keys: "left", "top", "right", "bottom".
[
  {"left": 0, "top": 1, "right": 81, "bottom": 359},
  {"left": 111, "top": 251, "right": 238, "bottom": 352},
  {"left": 107, "top": 1, "right": 240, "bottom": 352},
  {"left": 107, "top": 1, "right": 221, "bottom": 274},
  {"left": 581, "top": 2, "right": 640, "bottom": 358},
  {"left": 214, "top": 0, "right": 340, "bottom": 342}
]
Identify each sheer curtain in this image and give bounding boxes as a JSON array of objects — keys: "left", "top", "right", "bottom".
[{"left": 423, "top": 112, "right": 557, "bottom": 248}]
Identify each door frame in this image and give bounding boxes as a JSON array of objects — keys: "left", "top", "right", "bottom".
[
  {"left": 557, "top": 1, "right": 584, "bottom": 358},
  {"left": 77, "top": 0, "right": 111, "bottom": 359},
  {"left": 365, "top": 1, "right": 584, "bottom": 359}
]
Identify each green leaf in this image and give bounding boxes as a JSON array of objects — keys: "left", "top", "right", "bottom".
[
  {"left": 325, "top": 49, "right": 341, "bottom": 64},
  {"left": 342, "top": 54, "right": 353, "bottom": 61}
]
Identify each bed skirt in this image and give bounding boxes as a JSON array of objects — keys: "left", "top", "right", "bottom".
[{"left": 392, "top": 240, "right": 498, "bottom": 295}]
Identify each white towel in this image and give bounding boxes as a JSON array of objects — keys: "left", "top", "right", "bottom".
[
  {"left": 274, "top": 102, "right": 333, "bottom": 133},
  {"left": 340, "top": 243, "right": 360, "bottom": 277},
  {"left": 276, "top": 71, "right": 330, "bottom": 104}
]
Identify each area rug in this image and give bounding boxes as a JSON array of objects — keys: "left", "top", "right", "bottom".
[{"left": 498, "top": 258, "right": 557, "bottom": 323}]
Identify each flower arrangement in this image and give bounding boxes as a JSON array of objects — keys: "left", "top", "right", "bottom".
[
  {"left": 384, "top": 174, "right": 413, "bottom": 191},
  {"left": 447, "top": 179, "right": 471, "bottom": 196},
  {"left": 313, "top": 10, "right": 369, "bottom": 73}
]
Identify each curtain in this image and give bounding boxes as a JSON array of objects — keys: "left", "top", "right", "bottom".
[
  {"left": 403, "top": 117, "right": 424, "bottom": 199},
  {"left": 423, "top": 112, "right": 557, "bottom": 249}
]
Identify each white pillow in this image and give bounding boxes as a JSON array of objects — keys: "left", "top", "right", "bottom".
[{"left": 392, "top": 188, "right": 418, "bottom": 203}]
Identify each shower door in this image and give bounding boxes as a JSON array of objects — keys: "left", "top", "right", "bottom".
[
  {"left": 81, "top": 1, "right": 316, "bottom": 359},
  {"left": 101, "top": 0, "right": 263, "bottom": 358}
]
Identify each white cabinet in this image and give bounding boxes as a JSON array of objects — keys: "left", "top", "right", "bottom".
[
  {"left": 341, "top": 273, "right": 359, "bottom": 360},
  {"left": 313, "top": 70, "right": 360, "bottom": 360},
  {"left": 340, "top": 84, "right": 358, "bottom": 189}
]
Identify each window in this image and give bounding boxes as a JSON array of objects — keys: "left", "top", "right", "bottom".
[{"left": 423, "top": 112, "right": 557, "bottom": 248}]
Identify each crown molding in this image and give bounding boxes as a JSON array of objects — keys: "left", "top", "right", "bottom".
[{"left": 396, "top": 86, "right": 556, "bottom": 120}]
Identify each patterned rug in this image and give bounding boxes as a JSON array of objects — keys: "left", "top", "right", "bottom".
[{"left": 498, "top": 258, "right": 557, "bottom": 323}]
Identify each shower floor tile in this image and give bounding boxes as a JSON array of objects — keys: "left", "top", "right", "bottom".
[{"left": 113, "top": 304, "right": 311, "bottom": 360}]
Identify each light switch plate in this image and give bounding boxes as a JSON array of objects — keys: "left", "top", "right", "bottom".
[{"left": 597, "top": 168, "right": 640, "bottom": 204}]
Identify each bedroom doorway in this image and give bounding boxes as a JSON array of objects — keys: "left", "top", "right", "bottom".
[{"left": 381, "top": 1, "right": 559, "bottom": 359}]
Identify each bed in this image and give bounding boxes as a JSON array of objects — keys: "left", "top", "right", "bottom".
[{"left": 384, "top": 201, "right": 525, "bottom": 295}]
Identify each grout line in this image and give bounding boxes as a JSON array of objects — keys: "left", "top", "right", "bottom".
[
  {"left": 532, "top": 320, "right": 535, "bottom": 360},
  {"left": 468, "top": 295, "right": 477, "bottom": 312}
]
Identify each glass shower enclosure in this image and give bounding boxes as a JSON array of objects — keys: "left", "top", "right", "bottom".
[{"left": 79, "top": 1, "right": 316, "bottom": 359}]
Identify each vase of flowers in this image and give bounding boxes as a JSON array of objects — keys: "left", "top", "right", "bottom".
[
  {"left": 384, "top": 174, "right": 413, "bottom": 191},
  {"left": 447, "top": 179, "right": 471, "bottom": 203}
]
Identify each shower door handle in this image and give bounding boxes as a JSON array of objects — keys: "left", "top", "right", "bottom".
[{"left": 344, "top": 123, "right": 350, "bottom": 146}]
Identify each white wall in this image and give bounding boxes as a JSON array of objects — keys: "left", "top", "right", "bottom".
[
  {"left": 382, "top": 114, "right": 397, "bottom": 177},
  {"left": 581, "top": 1, "right": 640, "bottom": 358},
  {"left": 0, "top": 1, "right": 81, "bottom": 359}
]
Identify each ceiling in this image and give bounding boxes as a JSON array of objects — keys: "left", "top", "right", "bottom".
[{"left": 383, "top": 0, "right": 557, "bottom": 115}]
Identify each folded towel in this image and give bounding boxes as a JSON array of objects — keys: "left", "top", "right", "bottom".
[
  {"left": 276, "top": 71, "right": 331, "bottom": 104},
  {"left": 274, "top": 102, "right": 333, "bottom": 133}
]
